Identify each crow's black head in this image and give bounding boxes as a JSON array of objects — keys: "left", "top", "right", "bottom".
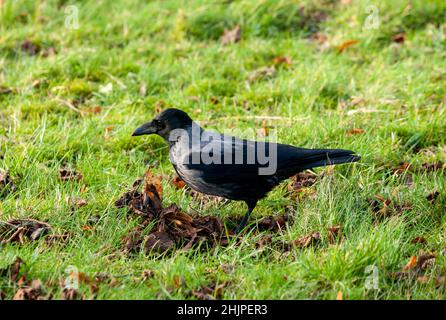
[{"left": 132, "top": 108, "right": 193, "bottom": 139}]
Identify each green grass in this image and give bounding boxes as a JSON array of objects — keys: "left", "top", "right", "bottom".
[{"left": 1, "top": 0, "right": 445, "bottom": 300}]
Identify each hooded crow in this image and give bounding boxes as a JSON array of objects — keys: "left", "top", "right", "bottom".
[{"left": 133, "top": 108, "right": 360, "bottom": 233}]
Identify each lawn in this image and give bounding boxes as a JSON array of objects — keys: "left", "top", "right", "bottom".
[{"left": 0, "top": 0, "right": 445, "bottom": 300}]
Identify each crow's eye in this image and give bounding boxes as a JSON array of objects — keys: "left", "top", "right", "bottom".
[{"left": 154, "top": 119, "right": 165, "bottom": 129}]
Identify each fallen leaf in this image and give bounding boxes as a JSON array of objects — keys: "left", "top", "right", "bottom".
[
  {"left": 171, "top": 176, "right": 186, "bottom": 189},
  {"left": 416, "top": 253, "right": 435, "bottom": 271},
  {"left": 336, "top": 291, "right": 343, "bottom": 300},
  {"left": 221, "top": 25, "right": 241, "bottom": 45},
  {"left": 154, "top": 100, "right": 165, "bottom": 113},
  {"left": 76, "top": 199, "right": 88, "bottom": 207},
  {"left": 59, "top": 168, "right": 83, "bottom": 182},
  {"left": 426, "top": 191, "right": 440, "bottom": 204},
  {"left": 256, "top": 234, "right": 273, "bottom": 249},
  {"left": 293, "top": 232, "right": 321, "bottom": 249},
  {"left": 391, "top": 162, "right": 411, "bottom": 175},
  {"left": 327, "top": 225, "right": 342, "bottom": 244},
  {"left": 392, "top": 32, "right": 406, "bottom": 44},
  {"left": 13, "top": 279, "right": 48, "bottom": 300},
  {"left": 20, "top": 40, "right": 41, "bottom": 56},
  {"left": 62, "top": 288, "right": 78, "bottom": 300},
  {"left": 419, "top": 162, "right": 444, "bottom": 173},
  {"left": 191, "top": 282, "right": 226, "bottom": 300},
  {"left": 141, "top": 270, "right": 155, "bottom": 281},
  {"left": 0, "top": 218, "right": 52, "bottom": 244},
  {"left": 403, "top": 256, "right": 417, "bottom": 271},
  {"left": 44, "top": 233, "right": 70, "bottom": 246},
  {"left": 346, "top": 128, "right": 365, "bottom": 136},
  {"left": 273, "top": 56, "right": 292, "bottom": 66},
  {"left": 337, "top": 39, "right": 359, "bottom": 53},
  {"left": 259, "top": 119, "right": 269, "bottom": 137},
  {"left": 410, "top": 236, "right": 427, "bottom": 245},
  {"left": 256, "top": 214, "right": 291, "bottom": 232},
  {"left": 288, "top": 171, "right": 317, "bottom": 193},
  {"left": 367, "top": 195, "right": 394, "bottom": 220},
  {"left": 144, "top": 231, "right": 175, "bottom": 254}
]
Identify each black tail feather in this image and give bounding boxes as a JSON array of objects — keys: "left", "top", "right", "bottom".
[{"left": 298, "top": 149, "right": 360, "bottom": 170}]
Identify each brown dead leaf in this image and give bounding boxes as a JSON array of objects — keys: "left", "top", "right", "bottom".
[
  {"left": 336, "top": 291, "right": 343, "bottom": 300},
  {"left": 346, "top": 128, "right": 365, "bottom": 136},
  {"left": 0, "top": 218, "right": 52, "bottom": 244},
  {"left": 141, "top": 270, "right": 155, "bottom": 281},
  {"left": 337, "top": 39, "right": 359, "bottom": 53},
  {"left": 410, "top": 236, "right": 427, "bottom": 245},
  {"left": 20, "top": 40, "right": 41, "bottom": 55},
  {"left": 192, "top": 282, "right": 226, "bottom": 300},
  {"left": 44, "top": 233, "right": 70, "bottom": 246},
  {"left": 59, "top": 168, "right": 83, "bottom": 182},
  {"left": 416, "top": 253, "right": 435, "bottom": 271},
  {"left": 327, "top": 225, "right": 341, "bottom": 244},
  {"left": 392, "top": 32, "right": 406, "bottom": 44},
  {"left": 426, "top": 191, "right": 440, "bottom": 204},
  {"left": 171, "top": 176, "right": 186, "bottom": 189},
  {"left": 257, "top": 214, "right": 291, "bottom": 232},
  {"left": 392, "top": 162, "right": 411, "bottom": 175},
  {"left": 13, "top": 279, "right": 48, "bottom": 300},
  {"left": 403, "top": 256, "right": 417, "bottom": 271},
  {"left": 144, "top": 231, "right": 175, "bottom": 254},
  {"left": 76, "top": 199, "right": 88, "bottom": 207},
  {"left": 256, "top": 234, "right": 273, "bottom": 249},
  {"left": 82, "top": 106, "right": 102, "bottom": 115},
  {"left": 273, "top": 56, "right": 292, "bottom": 66},
  {"left": 293, "top": 232, "right": 321, "bottom": 249},
  {"left": 288, "top": 171, "right": 317, "bottom": 193},
  {"left": 221, "top": 25, "right": 241, "bottom": 45},
  {"left": 260, "top": 119, "right": 269, "bottom": 137},
  {"left": 62, "top": 288, "right": 79, "bottom": 300},
  {"left": 419, "top": 162, "right": 444, "bottom": 173},
  {"left": 142, "top": 169, "right": 163, "bottom": 213},
  {"left": 154, "top": 100, "right": 166, "bottom": 113},
  {"left": 367, "top": 195, "right": 393, "bottom": 220}
]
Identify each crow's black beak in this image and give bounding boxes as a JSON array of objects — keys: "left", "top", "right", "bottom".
[{"left": 132, "top": 121, "right": 157, "bottom": 136}]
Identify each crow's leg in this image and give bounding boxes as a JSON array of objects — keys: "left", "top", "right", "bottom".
[{"left": 235, "top": 200, "right": 257, "bottom": 234}]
